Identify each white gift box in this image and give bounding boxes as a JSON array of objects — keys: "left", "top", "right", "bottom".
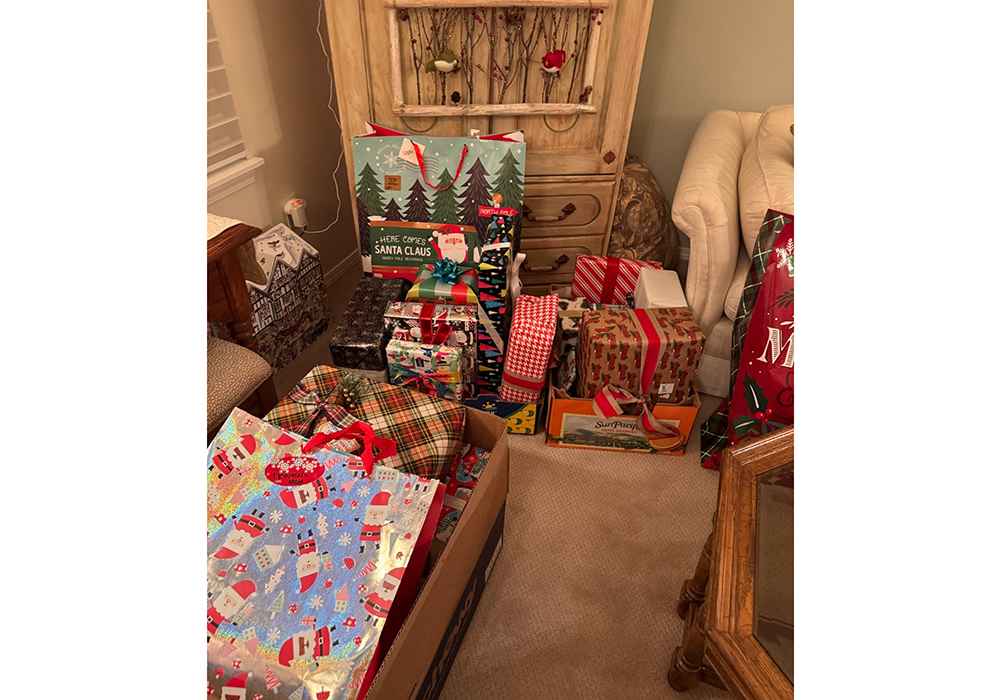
[{"left": 634, "top": 268, "right": 687, "bottom": 309}]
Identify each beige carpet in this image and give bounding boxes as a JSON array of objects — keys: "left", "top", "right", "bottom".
[{"left": 277, "top": 274, "right": 732, "bottom": 700}]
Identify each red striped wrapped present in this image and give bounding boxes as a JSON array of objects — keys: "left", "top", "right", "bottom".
[
  {"left": 499, "top": 294, "right": 559, "bottom": 403},
  {"left": 571, "top": 255, "right": 663, "bottom": 305}
]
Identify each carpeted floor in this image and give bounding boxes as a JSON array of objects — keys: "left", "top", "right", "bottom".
[{"left": 277, "top": 274, "right": 732, "bottom": 700}]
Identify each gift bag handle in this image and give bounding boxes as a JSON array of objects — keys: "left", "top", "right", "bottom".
[
  {"left": 303, "top": 421, "right": 398, "bottom": 477},
  {"left": 414, "top": 143, "right": 468, "bottom": 191}
]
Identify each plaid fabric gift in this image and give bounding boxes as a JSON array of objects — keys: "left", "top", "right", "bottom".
[
  {"left": 499, "top": 294, "right": 559, "bottom": 403},
  {"left": 384, "top": 301, "right": 477, "bottom": 398},
  {"left": 571, "top": 255, "right": 663, "bottom": 306},
  {"left": 266, "top": 365, "right": 465, "bottom": 480},
  {"left": 406, "top": 262, "right": 479, "bottom": 305},
  {"left": 386, "top": 339, "right": 464, "bottom": 401},
  {"left": 701, "top": 210, "right": 792, "bottom": 469},
  {"left": 262, "top": 379, "right": 364, "bottom": 453}
]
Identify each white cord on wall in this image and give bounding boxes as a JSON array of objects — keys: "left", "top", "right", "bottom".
[{"left": 301, "top": 0, "right": 344, "bottom": 235}]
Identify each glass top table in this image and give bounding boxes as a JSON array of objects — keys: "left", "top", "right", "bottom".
[{"left": 754, "top": 463, "right": 794, "bottom": 683}]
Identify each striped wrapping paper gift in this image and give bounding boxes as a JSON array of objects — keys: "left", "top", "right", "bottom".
[
  {"left": 499, "top": 294, "right": 559, "bottom": 403},
  {"left": 571, "top": 255, "right": 663, "bottom": 305}
]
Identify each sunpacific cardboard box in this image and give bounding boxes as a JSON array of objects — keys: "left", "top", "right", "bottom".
[
  {"left": 464, "top": 385, "right": 549, "bottom": 435},
  {"left": 365, "top": 408, "right": 509, "bottom": 700},
  {"left": 546, "top": 377, "right": 700, "bottom": 456}
]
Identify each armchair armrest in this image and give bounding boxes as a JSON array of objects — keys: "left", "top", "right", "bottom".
[{"left": 671, "top": 110, "right": 746, "bottom": 339}]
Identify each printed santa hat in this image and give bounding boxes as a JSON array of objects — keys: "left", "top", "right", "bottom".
[
  {"left": 370, "top": 491, "right": 391, "bottom": 508},
  {"left": 228, "top": 580, "right": 257, "bottom": 605},
  {"left": 223, "top": 672, "right": 251, "bottom": 690},
  {"left": 385, "top": 567, "right": 405, "bottom": 587},
  {"left": 273, "top": 432, "right": 297, "bottom": 446}
]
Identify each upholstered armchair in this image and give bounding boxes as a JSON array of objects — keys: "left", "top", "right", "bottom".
[{"left": 671, "top": 105, "right": 793, "bottom": 397}]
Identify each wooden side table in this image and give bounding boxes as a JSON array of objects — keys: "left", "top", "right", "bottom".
[{"left": 668, "top": 427, "right": 794, "bottom": 700}]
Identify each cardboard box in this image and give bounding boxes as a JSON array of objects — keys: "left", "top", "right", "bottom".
[
  {"left": 546, "top": 379, "right": 701, "bottom": 456},
  {"left": 365, "top": 408, "right": 509, "bottom": 700},
  {"left": 465, "top": 385, "right": 549, "bottom": 435}
]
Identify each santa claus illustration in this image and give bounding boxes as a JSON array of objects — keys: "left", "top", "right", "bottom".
[
  {"left": 279, "top": 474, "right": 334, "bottom": 510},
  {"left": 207, "top": 580, "right": 256, "bottom": 637},
  {"left": 278, "top": 626, "right": 338, "bottom": 667},
  {"left": 214, "top": 509, "right": 268, "bottom": 559},
  {"left": 211, "top": 434, "right": 258, "bottom": 479},
  {"left": 360, "top": 567, "right": 405, "bottom": 628},
  {"left": 355, "top": 491, "right": 392, "bottom": 554},
  {"left": 291, "top": 531, "right": 326, "bottom": 593},
  {"left": 220, "top": 672, "right": 252, "bottom": 700},
  {"left": 430, "top": 224, "right": 470, "bottom": 264}
]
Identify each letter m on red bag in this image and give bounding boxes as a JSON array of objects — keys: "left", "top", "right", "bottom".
[{"left": 756, "top": 324, "right": 794, "bottom": 368}]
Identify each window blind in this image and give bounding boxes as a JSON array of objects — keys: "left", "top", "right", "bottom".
[{"left": 207, "top": 4, "right": 247, "bottom": 174}]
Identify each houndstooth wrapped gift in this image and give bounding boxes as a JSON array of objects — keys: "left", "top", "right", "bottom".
[
  {"left": 499, "top": 294, "right": 559, "bottom": 403},
  {"left": 384, "top": 301, "right": 477, "bottom": 399},
  {"left": 329, "top": 277, "right": 411, "bottom": 374},
  {"left": 385, "top": 339, "right": 464, "bottom": 402},
  {"left": 207, "top": 408, "right": 443, "bottom": 700},
  {"left": 576, "top": 307, "right": 706, "bottom": 404},
  {"left": 265, "top": 365, "right": 465, "bottom": 481}
]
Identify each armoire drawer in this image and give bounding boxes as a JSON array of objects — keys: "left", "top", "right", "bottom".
[
  {"left": 518, "top": 235, "right": 606, "bottom": 290},
  {"left": 521, "top": 178, "right": 615, "bottom": 238}
]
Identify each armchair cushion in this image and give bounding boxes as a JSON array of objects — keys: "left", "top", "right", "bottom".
[
  {"left": 207, "top": 336, "right": 273, "bottom": 434},
  {"left": 738, "top": 105, "right": 794, "bottom": 255}
]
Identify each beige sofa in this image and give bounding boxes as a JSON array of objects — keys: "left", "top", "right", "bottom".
[{"left": 671, "top": 105, "right": 794, "bottom": 397}]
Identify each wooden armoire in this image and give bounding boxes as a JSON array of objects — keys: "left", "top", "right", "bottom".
[{"left": 325, "top": 0, "right": 655, "bottom": 295}]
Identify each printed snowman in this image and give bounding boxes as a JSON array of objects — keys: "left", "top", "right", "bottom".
[
  {"left": 207, "top": 580, "right": 256, "bottom": 637},
  {"left": 430, "top": 225, "right": 476, "bottom": 264},
  {"left": 278, "top": 626, "right": 338, "bottom": 668},
  {"left": 213, "top": 510, "right": 268, "bottom": 559},
  {"left": 359, "top": 567, "right": 406, "bottom": 628},
  {"left": 355, "top": 491, "right": 392, "bottom": 554}
]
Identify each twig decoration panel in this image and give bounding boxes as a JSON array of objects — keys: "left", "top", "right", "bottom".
[{"left": 386, "top": 1, "right": 610, "bottom": 116}]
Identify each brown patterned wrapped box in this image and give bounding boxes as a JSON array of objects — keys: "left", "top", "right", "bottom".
[
  {"left": 328, "top": 277, "right": 411, "bottom": 372},
  {"left": 576, "top": 307, "right": 706, "bottom": 404}
]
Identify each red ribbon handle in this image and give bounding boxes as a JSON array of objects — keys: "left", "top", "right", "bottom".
[
  {"left": 414, "top": 143, "right": 468, "bottom": 192},
  {"left": 418, "top": 302, "right": 452, "bottom": 345},
  {"left": 303, "top": 421, "right": 397, "bottom": 477}
]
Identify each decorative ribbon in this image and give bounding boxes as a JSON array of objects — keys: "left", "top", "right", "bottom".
[
  {"left": 431, "top": 258, "right": 461, "bottom": 285},
  {"left": 391, "top": 366, "right": 460, "bottom": 399},
  {"left": 418, "top": 302, "right": 452, "bottom": 345},
  {"left": 286, "top": 382, "right": 354, "bottom": 437},
  {"left": 303, "top": 421, "right": 397, "bottom": 477},
  {"left": 591, "top": 385, "right": 685, "bottom": 449},
  {"left": 600, "top": 257, "right": 622, "bottom": 304},
  {"left": 415, "top": 143, "right": 468, "bottom": 191}
]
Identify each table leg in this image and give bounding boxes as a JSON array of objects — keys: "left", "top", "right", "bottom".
[
  {"left": 218, "top": 252, "right": 260, "bottom": 353},
  {"left": 677, "top": 528, "right": 714, "bottom": 619},
  {"left": 668, "top": 597, "right": 709, "bottom": 692}
]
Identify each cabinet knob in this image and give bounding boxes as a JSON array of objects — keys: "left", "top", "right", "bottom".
[
  {"left": 603, "top": 150, "right": 617, "bottom": 165},
  {"left": 523, "top": 203, "right": 576, "bottom": 223}
]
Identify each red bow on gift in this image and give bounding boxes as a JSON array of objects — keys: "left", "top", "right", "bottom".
[
  {"left": 303, "top": 422, "right": 397, "bottom": 477},
  {"left": 418, "top": 302, "right": 452, "bottom": 345}
]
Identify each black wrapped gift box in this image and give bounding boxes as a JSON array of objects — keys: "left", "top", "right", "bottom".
[{"left": 329, "top": 277, "right": 411, "bottom": 371}]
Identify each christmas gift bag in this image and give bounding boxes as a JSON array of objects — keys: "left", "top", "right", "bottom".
[
  {"left": 553, "top": 298, "right": 597, "bottom": 394},
  {"left": 266, "top": 365, "right": 466, "bottom": 481},
  {"left": 475, "top": 238, "right": 514, "bottom": 395},
  {"left": 571, "top": 255, "right": 663, "bottom": 306},
  {"left": 353, "top": 124, "right": 525, "bottom": 280},
  {"left": 701, "top": 212, "right": 794, "bottom": 470},
  {"left": 576, "top": 308, "right": 706, "bottom": 405},
  {"left": 384, "top": 300, "right": 478, "bottom": 398},
  {"left": 207, "top": 408, "right": 444, "bottom": 700},
  {"left": 329, "top": 277, "right": 411, "bottom": 379},
  {"left": 499, "top": 294, "right": 559, "bottom": 403},
  {"left": 385, "top": 339, "right": 464, "bottom": 402}
]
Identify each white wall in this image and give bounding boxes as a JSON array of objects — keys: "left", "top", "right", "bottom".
[
  {"left": 208, "top": 0, "right": 356, "bottom": 277},
  {"left": 628, "top": 0, "right": 794, "bottom": 207}
]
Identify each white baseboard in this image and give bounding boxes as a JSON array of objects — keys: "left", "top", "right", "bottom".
[{"left": 324, "top": 249, "right": 361, "bottom": 288}]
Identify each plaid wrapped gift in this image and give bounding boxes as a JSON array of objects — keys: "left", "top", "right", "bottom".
[
  {"left": 384, "top": 301, "right": 477, "bottom": 398},
  {"left": 386, "top": 339, "right": 464, "bottom": 401},
  {"left": 499, "top": 294, "right": 559, "bottom": 403},
  {"left": 571, "top": 255, "right": 663, "bottom": 306},
  {"left": 266, "top": 365, "right": 465, "bottom": 480},
  {"left": 329, "top": 277, "right": 410, "bottom": 372},
  {"left": 576, "top": 307, "right": 706, "bottom": 403},
  {"left": 406, "top": 264, "right": 479, "bottom": 305}
]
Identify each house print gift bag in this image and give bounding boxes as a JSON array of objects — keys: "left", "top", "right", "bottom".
[
  {"left": 352, "top": 123, "right": 525, "bottom": 281},
  {"left": 207, "top": 408, "right": 443, "bottom": 700}
]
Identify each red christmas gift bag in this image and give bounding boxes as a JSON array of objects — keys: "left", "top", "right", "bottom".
[
  {"left": 499, "top": 294, "right": 559, "bottom": 403},
  {"left": 571, "top": 255, "right": 663, "bottom": 306},
  {"left": 727, "top": 219, "right": 794, "bottom": 446}
]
